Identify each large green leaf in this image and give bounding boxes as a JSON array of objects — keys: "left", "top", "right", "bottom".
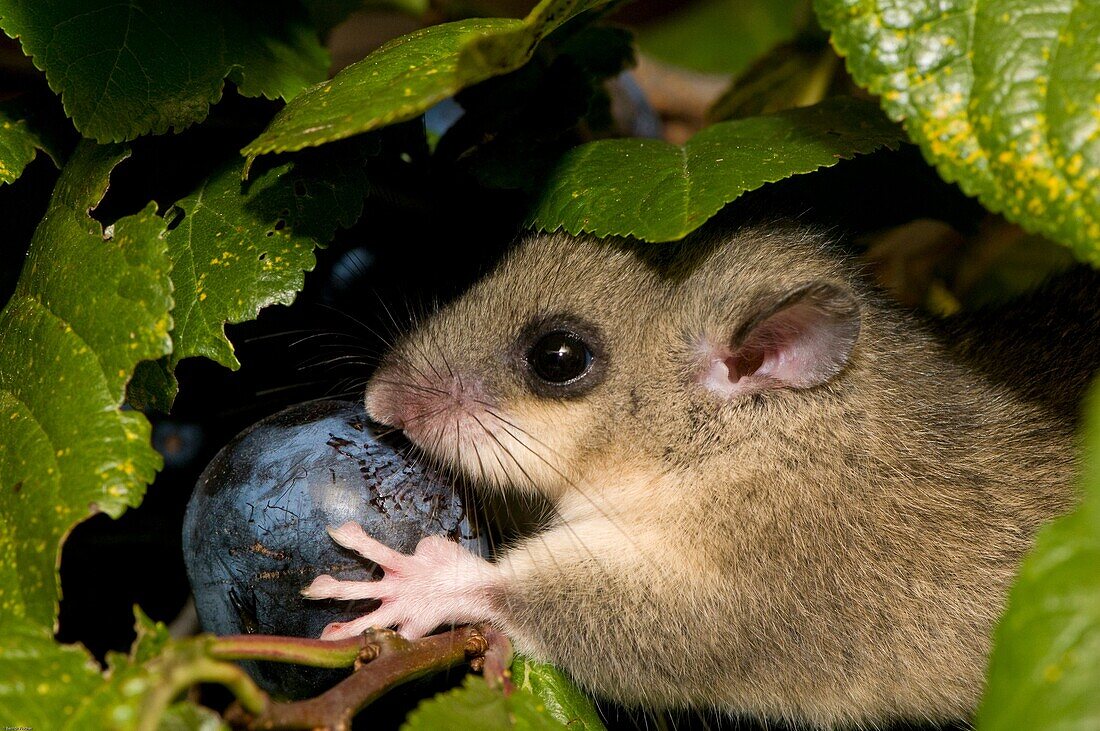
[
  {"left": 403, "top": 675, "right": 568, "bottom": 730},
  {"left": 242, "top": 0, "right": 613, "bottom": 164},
  {"left": 511, "top": 656, "right": 605, "bottom": 731},
  {"left": 0, "top": 0, "right": 328, "bottom": 143},
  {"left": 814, "top": 0, "right": 1100, "bottom": 263},
  {"left": 528, "top": 96, "right": 902, "bottom": 242},
  {"left": 0, "top": 142, "right": 171, "bottom": 627},
  {"left": 164, "top": 142, "right": 374, "bottom": 376},
  {"left": 978, "top": 389, "right": 1100, "bottom": 730},
  {"left": 0, "top": 98, "right": 60, "bottom": 185}
]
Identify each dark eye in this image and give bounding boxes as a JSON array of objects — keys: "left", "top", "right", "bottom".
[{"left": 527, "top": 330, "right": 593, "bottom": 385}]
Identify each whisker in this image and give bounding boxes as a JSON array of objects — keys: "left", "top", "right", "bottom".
[
  {"left": 370, "top": 377, "right": 451, "bottom": 398},
  {"left": 482, "top": 413, "right": 651, "bottom": 560},
  {"left": 480, "top": 403, "right": 571, "bottom": 463},
  {"left": 469, "top": 413, "right": 581, "bottom": 590},
  {"left": 373, "top": 295, "right": 447, "bottom": 386},
  {"left": 252, "top": 380, "right": 333, "bottom": 397},
  {"left": 315, "top": 301, "right": 397, "bottom": 352}
]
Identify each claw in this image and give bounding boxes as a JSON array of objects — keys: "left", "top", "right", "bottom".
[
  {"left": 301, "top": 574, "right": 339, "bottom": 598},
  {"left": 321, "top": 614, "right": 378, "bottom": 641}
]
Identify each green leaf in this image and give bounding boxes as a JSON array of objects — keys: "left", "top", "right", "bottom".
[
  {"left": 511, "top": 656, "right": 605, "bottom": 731},
  {"left": 404, "top": 675, "right": 568, "bottom": 730},
  {"left": 814, "top": 0, "right": 1100, "bottom": 263},
  {"left": 0, "top": 617, "right": 105, "bottom": 728},
  {"left": 226, "top": 9, "right": 330, "bottom": 104},
  {"left": 0, "top": 142, "right": 172, "bottom": 627},
  {"left": 0, "top": 610, "right": 241, "bottom": 729},
  {"left": 634, "top": 0, "right": 806, "bottom": 75},
  {"left": 65, "top": 611, "right": 205, "bottom": 730},
  {"left": 978, "top": 388, "right": 1100, "bottom": 730},
  {"left": 528, "top": 96, "right": 902, "bottom": 242},
  {"left": 242, "top": 0, "right": 614, "bottom": 163},
  {"left": 0, "top": 0, "right": 328, "bottom": 143},
  {"left": 0, "top": 97, "right": 60, "bottom": 185},
  {"left": 163, "top": 139, "right": 374, "bottom": 388}
]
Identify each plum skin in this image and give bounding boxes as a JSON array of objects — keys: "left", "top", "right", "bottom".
[{"left": 182, "top": 399, "right": 486, "bottom": 697}]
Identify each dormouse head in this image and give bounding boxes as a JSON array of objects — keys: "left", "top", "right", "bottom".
[{"left": 365, "top": 227, "right": 863, "bottom": 500}]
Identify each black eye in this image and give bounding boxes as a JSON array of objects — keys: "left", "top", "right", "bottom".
[{"left": 528, "top": 330, "right": 593, "bottom": 385}]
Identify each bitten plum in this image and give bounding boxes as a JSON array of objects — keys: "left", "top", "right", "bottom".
[{"left": 182, "top": 400, "right": 485, "bottom": 697}]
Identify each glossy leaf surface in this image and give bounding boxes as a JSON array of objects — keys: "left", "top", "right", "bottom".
[{"left": 816, "top": 0, "right": 1100, "bottom": 262}]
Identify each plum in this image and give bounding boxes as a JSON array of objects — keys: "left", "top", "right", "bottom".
[{"left": 182, "top": 400, "right": 486, "bottom": 697}]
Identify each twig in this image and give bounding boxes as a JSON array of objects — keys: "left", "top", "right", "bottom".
[
  {"left": 225, "top": 625, "right": 501, "bottom": 730},
  {"left": 210, "top": 633, "right": 378, "bottom": 669},
  {"left": 475, "top": 626, "right": 514, "bottom": 695}
]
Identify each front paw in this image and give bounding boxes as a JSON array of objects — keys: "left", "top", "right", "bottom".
[{"left": 303, "top": 522, "right": 498, "bottom": 640}]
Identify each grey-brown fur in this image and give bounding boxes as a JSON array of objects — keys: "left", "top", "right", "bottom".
[{"left": 366, "top": 224, "right": 1086, "bottom": 728}]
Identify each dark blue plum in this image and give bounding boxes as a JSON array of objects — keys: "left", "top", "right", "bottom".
[{"left": 182, "top": 400, "right": 486, "bottom": 698}]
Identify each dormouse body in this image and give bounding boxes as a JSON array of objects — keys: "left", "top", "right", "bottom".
[{"left": 305, "top": 225, "right": 1090, "bottom": 728}]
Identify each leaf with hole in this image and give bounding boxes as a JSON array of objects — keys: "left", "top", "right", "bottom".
[
  {"left": 162, "top": 139, "right": 375, "bottom": 390},
  {"left": 0, "top": 142, "right": 171, "bottom": 629}
]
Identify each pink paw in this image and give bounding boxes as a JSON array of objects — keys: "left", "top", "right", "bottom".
[{"left": 303, "top": 522, "right": 498, "bottom": 641}]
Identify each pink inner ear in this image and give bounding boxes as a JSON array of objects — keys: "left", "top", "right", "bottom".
[{"left": 699, "top": 291, "right": 859, "bottom": 398}]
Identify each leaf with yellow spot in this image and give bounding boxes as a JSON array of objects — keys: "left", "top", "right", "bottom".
[
  {"left": 0, "top": 142, "right": 171, "bottom": 627},
  {"left": 0, "top": 619, "right": 102, "bottom": 727},
  {"left": 979, "top": 386, "right": 1100, "bottom": 729},
  {"left": 155, "top": 138, "right": 375, "bottom": 408},
  {"left": 242, "top": 0, "right": 614, "bottom": 165},
  {"left": 0, "top": 609, "right": 234, "bottom": 729},
  {"left": 815, "top": 0, "right": 1100, "bottom": 263}
]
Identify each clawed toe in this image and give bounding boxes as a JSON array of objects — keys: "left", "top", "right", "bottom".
[
  {"left": 302, "top": 574, "right": 388, "bottom": 601},
  {"left": 301, "top": 574, "right": 339, "bottom": 598},
  {"left": 319, "top": 602, "right": 411, "bottom": 640},
  {"left": 326, "top": 522, "right": 406, "bottom": 569}
]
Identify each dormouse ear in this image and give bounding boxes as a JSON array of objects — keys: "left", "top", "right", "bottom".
[{"left": 699, "top": 281, "right": 861, "bottom": 397}]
